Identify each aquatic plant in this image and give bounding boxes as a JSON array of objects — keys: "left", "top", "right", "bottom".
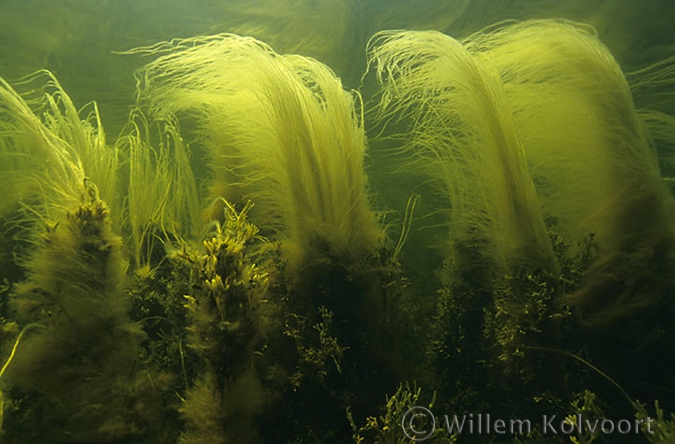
[
  {"left": 366, "top": 29, "right": 555, "bottom": 275},
  {"left": 463, "top": 19, "right": 675, "bottom": 326},
  {"left": 349, "top": 383, "right": 455, "bottom": 444},
  {"left": 635, "top": 401, "right": 675, "bottom": 444},
  {"left": 116, "top": 110, "right": 201, "bottom": 269},
  {"left": 173, "top": 199, "right": 273, "bottom": 444},
  {"left": 0, "top": 71, "right": 169, "bottom": 442},
  {"left": 4, "top": 190, "right": 168, "bottom": 442},
  {"left": 366, "top": 22, "right": 675, "bottom": 444},
  {"left": 0, "top": 71, "right": 87, "bottom": 223},
  {"left": 130, "top": 33, "right": 384, "bottom": 271}
]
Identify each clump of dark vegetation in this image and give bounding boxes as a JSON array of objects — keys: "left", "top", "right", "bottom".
[{"left": 2, "top": 196, "right": 675, "bottom": 444}]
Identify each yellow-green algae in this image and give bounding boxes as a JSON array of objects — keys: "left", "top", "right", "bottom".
[{"left": 0, "top": 6, "right": 674, "bottom": 443}]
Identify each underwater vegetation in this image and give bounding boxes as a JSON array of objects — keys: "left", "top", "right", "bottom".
[
  {"left": 130, "top": 33, "right": 384, "bottom": 270},
  {"left": 366, "top": 19, "right": 675, "bottom": 327},
  {"left": 0, "top": 9, "right": 674, "bottom": 444}
]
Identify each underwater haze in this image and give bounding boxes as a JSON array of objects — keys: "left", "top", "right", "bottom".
[{"left": 1, "top": 1, "right": 675, "bottom": 443}]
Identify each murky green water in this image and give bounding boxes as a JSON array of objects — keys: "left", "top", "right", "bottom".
[{"left": 1, "top": 1, "right": 674, "bottom": 443}]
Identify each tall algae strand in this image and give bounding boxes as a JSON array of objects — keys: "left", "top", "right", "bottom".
[
  {"left": 132, "top": 34, "right": 383, "bottom": 270},
  {"left": 464, "top": 20, "right": 675, "bottom": 327},
  {"left": 131, "top": 32, "right": 409, "bottom": 436},
  {"left": 366, "top": 19, "right": 675, "bottom": 434},
  {"left": 366, "top": 29, "right": 555, "bottom": 275},
  {"left": 116, "top": 111, "right": 201, "bottom": 270},
  {"left": 365, "top": 27, "right": 569, "bottom": 418},
  {"left": 0, "top": 73, "right": 166, "bottom": 442}
]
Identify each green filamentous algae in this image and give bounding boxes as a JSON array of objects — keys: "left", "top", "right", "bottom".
[{"left": 1, "top": 1, "right": 675, "bottom": 443}]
